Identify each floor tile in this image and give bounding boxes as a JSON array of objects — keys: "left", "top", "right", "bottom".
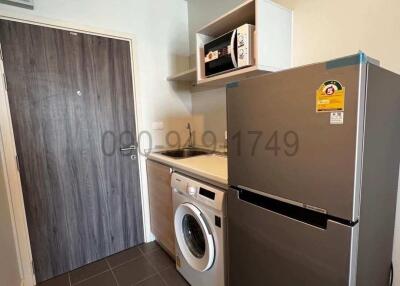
[
  {"left": 139, "top": 241, "right": 160, "bottom": 255},
  {"left": 160, "top": 267, "right": 189, "bottom": 286},
  {"left": 146, "top": 249, "right": 174, "bottom": 272},
  {"left": 70, "top": 259, "right": 109, "bottom": 285},
  {"left": 107, "top": 246, "right": 143, "bottom": 268},
  {"left": 38, "top": 273, "right": 70, "bottom": 286},
  {"left": 113, "top": 256, "right": 156, "bottom": 286},
  {"left": 38, "top": 243, "right": 184, "bottom": 286},
  {"left": 135, "top": 274, "right": 166, "bottom": 286},
  {"left": 75, "top": 271, "right": 117, "bottom": 286}
]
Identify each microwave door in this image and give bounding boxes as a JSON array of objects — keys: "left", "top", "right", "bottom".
[
  {"left": 204, "top": 30, "right": 237, "bottom": 77},
  {"left": 230, "top": 29, "right": 238, "bottom": 69}
]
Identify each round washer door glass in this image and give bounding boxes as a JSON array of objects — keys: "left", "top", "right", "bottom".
[
  {"left": 182, "top": 214, "right": 206, "bottom": 258},
  {"left": 174, "top": 203, "right": 215, "bottom": 272}
]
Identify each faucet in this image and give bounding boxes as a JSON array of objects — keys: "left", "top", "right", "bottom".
[{"left": 186, "top": 123, "right": 194, "bottom": 148}]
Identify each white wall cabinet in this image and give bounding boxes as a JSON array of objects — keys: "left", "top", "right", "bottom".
[{"left": 196, "top": 0, "right": 292, "bottom": 87}]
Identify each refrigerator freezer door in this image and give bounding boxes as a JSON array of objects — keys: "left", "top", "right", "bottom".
[
  {"left": 227, "top": 188, "right": 357, "bottom": 286},
  {"left": 227, "top": 61, "right": 364, "bottom": 221}
]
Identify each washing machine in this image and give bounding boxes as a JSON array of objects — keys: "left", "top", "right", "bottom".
[{"left": 171, "top": 172, "right": 226, "bottom": 286}]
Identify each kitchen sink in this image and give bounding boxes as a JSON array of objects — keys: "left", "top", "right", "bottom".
[{"left": 159, "top": 148, "right": 212, "bottom": 159}]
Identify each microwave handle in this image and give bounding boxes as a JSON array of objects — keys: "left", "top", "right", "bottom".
[{"left": 230, "top": 29, "right": 238, "bottom": 68}]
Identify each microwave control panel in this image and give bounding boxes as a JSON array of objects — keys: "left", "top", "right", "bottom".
[{"left": 237, "top": 24, "right": 255, "bottom": 68}]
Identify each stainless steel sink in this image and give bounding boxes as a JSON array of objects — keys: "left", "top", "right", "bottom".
[{"left": 159, "top": 148, "right": 212, "bottom": 159}]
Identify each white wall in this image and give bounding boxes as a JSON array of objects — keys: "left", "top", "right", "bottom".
[
  {"left": 187, "top": 0, "right": 243, "bottom": 149},
  {"left": 0, "top": 0, "right": 192, "bottom": 148},
  {"left": 280, "top": 0, "right": 400, "bottom": 284},
  {"left": 0, "top": 140, "right": 21, "bottom": 286},
  {"left": 187, "top": 0, "right": 243, "bottom": 57},
  {"left": 287, "top": 0, "right": 400, "bottom": 73},
  {"left": 191, "top": 87, "right": 227, "bottom": 150}
]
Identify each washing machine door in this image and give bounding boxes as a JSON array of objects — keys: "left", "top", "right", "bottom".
[{"left": 174, "top": 203, "right": 215, "bottom": 272}]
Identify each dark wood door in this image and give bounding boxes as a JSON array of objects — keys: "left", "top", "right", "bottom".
[{"left": 0, "top": 20, "right": 144, "bottom": 282}]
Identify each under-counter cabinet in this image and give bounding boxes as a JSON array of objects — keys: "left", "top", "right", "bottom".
[{"left": 146, "top": 159, "right": 175, "bottom": 256}]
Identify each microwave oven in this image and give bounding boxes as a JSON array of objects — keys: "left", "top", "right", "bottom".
[{"left": 204, "top": 23, "right": 255, "bottom": 77}]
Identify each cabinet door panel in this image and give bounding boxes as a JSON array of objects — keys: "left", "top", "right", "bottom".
[{"left": 146, "top": 160, "right": 175, "bottom": 255}]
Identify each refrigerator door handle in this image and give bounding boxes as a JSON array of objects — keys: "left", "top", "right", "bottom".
[
  {"left": 237, "top": 185, "right": 326, "bottom": 213},
  {"left": 235, "top": 187, "right": 330, "bottom": 229},
  {"left": 234, "top": 187, "right": 358, "bottom": 229}
]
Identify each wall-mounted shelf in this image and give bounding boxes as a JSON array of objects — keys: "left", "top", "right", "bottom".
[
  {"left": 166, "top": 67, "right": 226, "bottom": 92},
  {"left": 0, "top": 0, "right": 34, "bottom": 9},
  {"left": 167, "top": 68, "right": 196, "bottom": 83},
  {"left": 195, "top": 66, "right": 267, "bottom": 87},
  {"left": 196, "top": 0, "right": 292, "bottom": 87}
]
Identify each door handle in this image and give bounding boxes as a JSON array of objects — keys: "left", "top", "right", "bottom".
[{"left": 119, "top": 145, "right": 137, "bottom": 152}]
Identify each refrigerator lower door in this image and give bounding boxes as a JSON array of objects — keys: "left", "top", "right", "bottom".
[{"left": 227, "top": 188, "right": 358, "bottom": 286}]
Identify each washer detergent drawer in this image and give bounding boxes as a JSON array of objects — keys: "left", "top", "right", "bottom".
[{"left": 227, "top": 188, "right": 357, "bottom": 286}]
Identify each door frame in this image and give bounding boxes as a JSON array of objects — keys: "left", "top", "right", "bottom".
[{"left": 0, "top": 10, "right": 150, "bottom": 286}]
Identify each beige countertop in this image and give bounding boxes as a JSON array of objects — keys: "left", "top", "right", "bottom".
[{"left": 147, "top": 152, "right": 228, "bottom": 186}]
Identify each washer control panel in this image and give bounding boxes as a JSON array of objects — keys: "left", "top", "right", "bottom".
[
  {"left": 187, "top": 186, "right": 197, "bottom": 197},
  {"left": 171, "top": 172, "right": 225, "bottom": 212}
]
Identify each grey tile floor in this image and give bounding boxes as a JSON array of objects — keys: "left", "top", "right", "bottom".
[{"left": 38, "top": 242, "right": 189, "bottom": 286}]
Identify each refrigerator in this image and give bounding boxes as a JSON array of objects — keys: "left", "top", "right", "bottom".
[{"left": 226, "top": 53, "right": 400, "bottom": 286}]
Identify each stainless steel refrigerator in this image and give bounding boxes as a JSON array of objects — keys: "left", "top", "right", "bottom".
[{"left": 226, "top": 53, "right": 400, "bottom": 286}]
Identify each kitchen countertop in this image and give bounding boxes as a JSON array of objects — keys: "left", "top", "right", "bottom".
[{"left": 147, "top": 152, "right": 228, "bottom": 186}]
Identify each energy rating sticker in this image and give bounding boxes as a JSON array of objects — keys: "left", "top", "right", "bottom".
[
  {"left": 330, "top": 112, "right": 344, "bottom": 125},
  {"left": 316, "top": 80, "right": 345, "bottom": 112}
]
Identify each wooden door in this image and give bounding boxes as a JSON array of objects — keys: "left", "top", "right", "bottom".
[{"left": 0, "top": 20, "right": 144, "bottom": 282}]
